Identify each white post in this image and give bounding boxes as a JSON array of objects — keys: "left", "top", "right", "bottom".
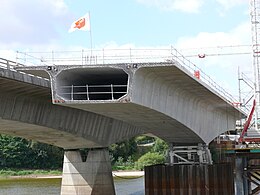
[
  {"left": 130, "top": 48, "right": 132, "bottom": 63},
  {"left": 102, "top": 48, "right": 105, "bottom": 64},
  {"left": 71, "top": 85, "right": 74, "bottom": 100},
  {"left": 52, "top": 50, "right": 54, "bottom": 64},
  {"left": 86, "top": 84, "right": 89, "bottom": 100},
  {"left": 111, "top": 84, "right": 114, "bottom": 100},
  {"left": 82, "top": 49, "right": 84, "bottom": 65},
  {"left": 89, "top": 12, "right": 93, "bottom": 59}
]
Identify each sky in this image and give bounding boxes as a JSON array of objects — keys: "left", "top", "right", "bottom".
[{"left": 0, "top": 0, "right": 254, "bottom": 101}]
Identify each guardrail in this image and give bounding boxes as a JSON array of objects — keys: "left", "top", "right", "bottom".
[
  {"left": 16, "top": 48, "right": 173, "bottom": 66},
  {"left": 11, "top": 47, "right": 248, "bottom": 113},
  {"left": 0, "top": 58, "right": 24, "bottom": 70},
  {"left": 170, "top": 48, "right": 240, "bottom": 107},
  {"left": 59, "top": 84, "right": 127, "bottom": 101}
]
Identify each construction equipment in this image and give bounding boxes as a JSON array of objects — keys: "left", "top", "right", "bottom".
[{"left": 239, "top": 0, "right": 260, "bottom": 142}]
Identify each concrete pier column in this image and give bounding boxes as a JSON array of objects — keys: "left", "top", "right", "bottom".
[{"left": 61, "top": 148, "right": 115, "bottom": 195}]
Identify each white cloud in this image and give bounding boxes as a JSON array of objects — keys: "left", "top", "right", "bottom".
[
  {"left": 174, "top": 21, "right": 252, "bottom": 97},
  {"left": 0, "top": 0, "right": 70, "bottom": 48},
  {"left": 172, "top": 0, "right": 204, "bottom": 13},
  {"left": 136, "top": 0, "right": 204, "bottom": 13},
  {"left": 175, "top": 21, "right": 251, "bottom": 66},
  {"left": 0, "top": 0, "right": 251, "bottom": 99},
  {"left": 216, "top": 0, "right": 246, "bottom": 10},
  {"left": 215, "top": 0, "right": 248, "bottom": 16},
  {"left": 0, "top": 50, "right": 18, "bottom": 62}
]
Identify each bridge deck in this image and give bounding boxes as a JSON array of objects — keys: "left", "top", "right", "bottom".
[{"left": 0, "top": 50, "right": 247, "bottom": 147}]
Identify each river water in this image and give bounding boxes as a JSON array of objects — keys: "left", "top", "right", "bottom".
[{"left": 0, "top": 177, "right": 144, "bottom": 195}]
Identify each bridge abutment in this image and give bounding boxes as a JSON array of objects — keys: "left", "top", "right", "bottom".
[{"left": 61, "top": 148, "right": 115, "bottom": 195}]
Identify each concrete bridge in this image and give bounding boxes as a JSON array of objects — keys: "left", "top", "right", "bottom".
[{"left": 0, "top": 48, "right": 245, "bottom": 194}]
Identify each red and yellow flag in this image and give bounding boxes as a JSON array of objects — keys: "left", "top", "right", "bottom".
[{"left": 68, "top": 13, "right": 90, "bottom": 33}]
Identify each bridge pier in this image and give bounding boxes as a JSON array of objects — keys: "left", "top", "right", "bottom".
[{"left": 61, "top": 148, "right": 115, "bottom": 195}]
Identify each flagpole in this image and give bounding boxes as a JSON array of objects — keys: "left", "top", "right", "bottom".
[
  {"left": 68, "top": 12, "right": 93, "bottom": 63},
  {"left": 89, "top": 11, "right": 93, "bottom": 59}
]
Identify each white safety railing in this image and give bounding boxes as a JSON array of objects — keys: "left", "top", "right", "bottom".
[
  {"left": 0, "top": 57, "right": 50, "bottom": 81},
  {"left": 16, "top": 48, "right": 173, "bottom": 66},
  {"left": 14, "top": 47, "right": 247, "bottom": 112},
  {"left": 0, "top": 58, "right": 25, "bottom": 70},
  {"left": 59, "top": 84, "right": 127, "bottom": 101},
  {"left": 170, "top": 48, "right": 240, "bottom": 106}
]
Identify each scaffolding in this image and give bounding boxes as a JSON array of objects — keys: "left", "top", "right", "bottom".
[
  {"left": 251, "top": 0, "right": 260, "bottom": 131},
  {"left": 238, "top": 0, "right": 260, "bottom": 142}
]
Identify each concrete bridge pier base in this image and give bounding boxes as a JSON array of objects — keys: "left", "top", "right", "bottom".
[{"left": 61, "top": 148, "right": 115, "bottom": 195}]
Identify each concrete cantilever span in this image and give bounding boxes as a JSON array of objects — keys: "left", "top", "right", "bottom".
[
  {"left": 0, "top": 63, "right": 142, "bottom": 195},
  {"left": 18, "top": 60, "right": 245, "bottom": 145},
  {"left": 0, "top": 67, "right": 143, "bottom": 149},
  {"left": 9, "top": 55, "right": 246, "bottom": 195},
  {"left": 53, "top": 62, "right": 244, "bottom": 145}
]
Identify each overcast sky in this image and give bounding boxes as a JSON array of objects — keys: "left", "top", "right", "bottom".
[{"left": 0, "top": 0, "right": 253, "bottom": 100}]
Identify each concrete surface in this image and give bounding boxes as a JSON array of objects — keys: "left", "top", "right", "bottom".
[
  {"left": 0, "top": 67, "right": 143, "bottom": 149},
  {"left": 20, "top": 61, "right": 243, "bottom": 145},
  {"left": 2, "top": 59, "right": 245, "bottom": 195},
  {"left": 5, "top": 60, "right": 245, "bottom": 146},
  {"left": 61, "top": 149, "right": 115, "bottom": 195}
]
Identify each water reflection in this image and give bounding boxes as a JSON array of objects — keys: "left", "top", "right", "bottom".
[
  {"left": 0, "top": 178, "right": 61, "bottom": 195},
  {"left": 0, "top": 177, "right": 144, "bottom": 195},
  {"left": 114, "top": 177, "right": 144, "bottom": 195}
]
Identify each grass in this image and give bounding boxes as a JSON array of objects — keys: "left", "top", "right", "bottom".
[{"left": 0, "top": 169, "right": 62, "bottom": 177}]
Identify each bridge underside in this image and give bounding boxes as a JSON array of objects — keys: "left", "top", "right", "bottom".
[
  {"left": 0, "top": 69, "right": 143, "bottom": 149},
  {"left": 47, "top": 63, "right": 243, "bottom": 145},
  {"left": 15, "top": 62, "right": 245, "bottom": 146},
  {"left": 0, "top": 118, "right": 99, "bottom": 148},
  {"left": 64, "top": 103, "right": 203, "bottom": 144},
  {"left": 1, "top": 55, "right": 246, "bottom": 195}
]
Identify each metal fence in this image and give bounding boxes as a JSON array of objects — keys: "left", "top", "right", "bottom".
[
  {"left": 15, "top": 48, "right": 173, "bottom": 66},
  {"left": 0, "top": 58, "right": 24, "bottom": 70},
  {"left": 59, "top": 84, "right": 127, "bottom": 101}
]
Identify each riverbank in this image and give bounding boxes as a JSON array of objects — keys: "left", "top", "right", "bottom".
[
  {"left": 0, "top": 169, "right": 144, "bottom": 179},
  {"left": 0, "top": 169, "right": 61, "bottom": 178}
]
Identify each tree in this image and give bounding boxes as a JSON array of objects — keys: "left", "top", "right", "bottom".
[
  {"left": 109, "top": 138, "right": 138, "bottom": 163},
  {"left": 135, "top": 136, "right": 155, "bottom": 145},
  {"left": 0, "top": 134, "right": 63, "bottom": 169},
  {"left": 30, "top": 141, "right": 63, "bottom": 169},
  {"left": 0, "top": 135, "right": 31, "bottom": 168},
  {"left": 151, "top": 138, "right": 169, "bottom": 156},
  {"left": 135, "top": 152, "right": 165, "bottom": 170}
]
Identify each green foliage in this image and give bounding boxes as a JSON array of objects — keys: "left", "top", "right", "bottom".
[
  {"left": 0, "top": 134, "right": 63, "bottom": 169},
  {"left": 151, "top": 138, "right": 169, "bottom": 156},
  {"left": 109, "top": 136, "right": 169, "bottom": 171},
  {"left": 0, "top": 134, "right": 169, "bottom": 172},
  {"left": 109, "top": 138, "right": 138, "bottom": 163},
  {"left": 135, "top": 152, "right": 165, "bottom": 170},
  {"left": 135, "top": 136, "right": 155, "bottom": 145},
  {"left": 0, "top": 135, "right": 32, "bottom": 168},
  {"left": 29, "top": 141, "right": 63, "bottom": 169},
  {"left": 0, "top": 169, "right": 61, "bottom": 176},
  {"left": 112, "top": 156, "right": 135, "bottom": 171}
]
